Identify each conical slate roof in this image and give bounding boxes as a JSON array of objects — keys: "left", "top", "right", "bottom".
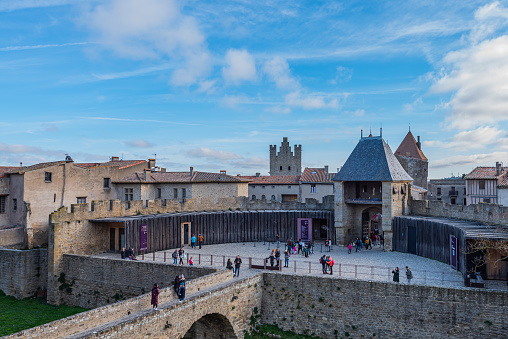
[
  {"left": 394, "top": 131, "right": 427, "bottom": 160},
  {"left": 334, "top": 136, "right": 413, "bottom": 182}
]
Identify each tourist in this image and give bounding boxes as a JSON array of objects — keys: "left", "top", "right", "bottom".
[
  {"left": 269, "top": 250, "right": 275, "bottom": 267},
  {"left": 355, "top": 238, "right": 362, "bottom": 252},
  {"left": 325, "top": 239, "right": 329, "bottom": 252},
  {"left": 284, "top": 250, "right": 290, "bottom": 267},
  {"left": 189, "top": 257, "right": 194, "bottom": 266},
  {"left": 392, "top": 267, "right": 400, "bottom": 283},
  {"left": 320, "top": 255, "right": 327, "bottom": 274},
  {"left": 405, "top": 266, "right": 413, "bottom": 284},
  {"left": 303, "top": 244, "right": 309, "bottom": 258},
  {"left": 120, "top": 247, "right": 125, "bottom": 259},
  {"left": 287, "top": 238, "right": 292, "bottom": 252},
  {"left": 298, "top": 239, "right": 303, "bottom": 254},
  {"left": 275, "top": 248, "right": 281, "bottom": 266},
  {"left": 198, "top": 234, "right": 204, "bottom": 249},
  {"left": 174, "top": 275, "right": 181, "bottom": 293},
  {"left": 172, "top": 250, "right": 178, "bottom": 265},
  {"left": 348, "top": 243, "right": 352, "bottom": 254},
  {"left": 276, "top": 233, "right": 280, "bottom": 248},
  {"left": 365, "top": 237, "right": 371, "bottom": 250},
  {"left": 191, "top": 234, "right": 196, "bottom": 248},
  {"left": 178, "top": 282, "right": 186, "bottom": 301},
  {"left": 151, "top": 283, "right": 159, "bottom": 310},
  {"left": 328, "top": 256, "right": 335, "bottom": 275},
  {"left": 178, "top": 248, "right": 185, "bottom": 265},
  {"left": 226, "top": 258, "right": 233, "bottom": 270},
  {"left": 233, "top": 255, "right": 242, "bottom": 277}
]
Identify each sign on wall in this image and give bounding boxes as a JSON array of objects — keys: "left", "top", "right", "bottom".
[
  {"left": 140, "top": 224, "right": 148, "bottom": 252},
  {"left": 450, "top": 235, "right": 458, "bottom": 270},
  {"left": 297, "top": 218, "right": 312, "bottom": 242}
]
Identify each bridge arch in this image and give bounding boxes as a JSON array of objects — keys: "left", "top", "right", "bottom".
[{"left": 183, "top": 313, "right": 237, "bottom": 339}]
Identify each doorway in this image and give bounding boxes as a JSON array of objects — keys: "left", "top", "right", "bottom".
[
  {"left": 181, "top": 222, "right": 191, "bottom": 246},
  {"left": 408, "top": 226, "right": 417, "bottom": 254}
]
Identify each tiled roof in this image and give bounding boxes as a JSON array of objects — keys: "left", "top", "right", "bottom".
[
  {"left": 465, "top": 167, "right": 507, "bottom": 180},
  {"left": 75, "top": 160, "right": 147, "bottom": 170},
  {"left": 394, "top": 131, "right": 427, "bottom": 161},
  {"left": 299, "top": 168, "right": 335, "bottom": 183},
  {"left": 238, "top": 175, "right": 301, "bottom": 185},
  {"left": 498, "top": 176, "right": 508, "bottom": 188},
  {"left": 334, "top": 136, "right": 413, "bottom": 182},
  {"left": 0, "top": 166, "right": 20, "bottom": 178},
  {"left": 114, "top": 171, "right": 247, "bottom": 184},
  {"left": 5, "top": 161, "right": 67, "bottom": 175}
]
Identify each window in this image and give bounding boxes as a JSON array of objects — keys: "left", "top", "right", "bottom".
[
  {"left": 124, "top": 188, "right": 133, "bottom": 201},
  {"left": 53, "top": 193, "right": 56, "bottom": 203},
  {"left": 288, "top": 185, "right": 291, "bottom": 189},
  {"left": 271, "top": 195, "right": 276, "bottom": 200},
  {"left": 437, "top": 197, "right": 441, "bottom": 201},
  {"left": 103, "top": 178, "right": 111, "bottom": 189},
  {"left": 12, "top": 199, "right": 17, "bottom": 211},
  {"left": 437, "top": 187, "right": 441, "bottom": 195},
  {"left": 182, "top": 188, "right": 187, "bottom": 199},
  {"left": 252, "top": 195, "right": 256, "bottom": 200},
  {"left": 77, "top": 197, "right": 86, "bottom": 204},
  {"left": 288, "top": 166, "right": 291, "bottom": 171},
  {"left": 0, "top": 196, "right": 5, "bottom": 213},
  {"left": 271, "top": 185, "right": 275, "bottom": 189},
  {"left": 280, "top": 166, "right": 282, "bottom": 171},
  {"left": 252, "top": 185, "right": 255, "bottom": 188},
  {"left": 463, "top": 187, "right": 466, "bottom": 195},
  {"left": 483, "top": 198, "right": 490, "bottom": 203},
  {"left": 262, "top": 186, "right": 265, "bottom": 189},
  {"left": 156, "top": 188, "right": 162, "bottom": 199},
  {"left": 45, "top": 172, "right": 52, "bottom": 182},
  {"left": 311, "top": 184, "right": 316, "bottom": 193},
  {"left": 464, "top": 198, "right": 467, "bottom": 205},
  {"left": 363, "top": 185, "right": 367, "bottom": 193},
  {"left": 174, "top": 188, "right": 178, "bottom": 199},
  {"left": 451, "top": 198, "right": 456, "bottom": 205},
  {"left": 261, "top": 195, "right": 266, "bottom": 200},
  {"left": 479, "top": 181, "right": 485, "bottom": 190}
]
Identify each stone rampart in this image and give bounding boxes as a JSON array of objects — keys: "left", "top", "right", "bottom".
[
  {"left": 53, "top": 254, "right": 223, "bottom": 307},
  {"left": 410, "top": 198, "right": 508, "bottom": 225},
  {"left": 0, "top": 248, "right": 47, "bottom": 298},
  {"left": 261, "top": 273, "right": 508, "bottom": 338},
  {"left": 0, "top": 226, "right": 24, "bottom": 248}
]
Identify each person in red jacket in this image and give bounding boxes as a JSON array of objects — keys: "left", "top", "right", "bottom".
[{"left": 327, "top": 256, "right": 335, "bottom": 275}]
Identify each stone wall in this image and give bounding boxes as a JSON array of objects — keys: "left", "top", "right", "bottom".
[
  {"left": 261, "top": 273, "right": 508, "bottom": 338},
  {"left": 0, "top": 226, "right": 24, "bottom": 247},
  {"left": 55, "top": 254, "right": 221, "bottom": 308},
  {"left": 395, "top": 155, "right": 428, "bottom": 189},
  {"left": 0, "top": 248, "right": 47, "bottom": 298}
]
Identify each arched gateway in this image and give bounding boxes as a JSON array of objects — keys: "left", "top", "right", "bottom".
[{"left": 183, "top": 313, "right": 237, "bottom": 339}]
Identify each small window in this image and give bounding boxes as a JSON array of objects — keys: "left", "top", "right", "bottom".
[
  {"left": 252, "top": 195, "right": 256, "bottom": 200},
  {"left": 77, "top": 197, "right": 86, "bottom": 204},
  {"left": 451, "top": 198, "right": 456, "bottom": 205},
  {"left": 174, "top": 188, "right": 178, "bottom": 199},
  {"left": 103, "top": 178, "right": 111, "bottom": 189},
  {"left": 280, "top": 166, "right": 282, "bottom": 171},
  {"left": 463, "top": 187, "right": 466, "bottom": 195},
  {"left": 483, "top": 198, "right": 490, "bottom": 203},
  {"left": 437, "top": 197, "right": 441, "bottom": 201},
  {"left": 182, "top": 188, "right": 187, "bottom": 199},
  {"left": 288, "top": 185, "right": 291, "bottom": 189},
  {"left": 311, "top": 184, "right": 316, "bottom": 193},
  {"left": 262, "top": 195, "right": 266, "bottom": 200},
  {"left": 271, "top": 185, "right": 275, "bottom": 189},
  {"left": 0, "top": 196, "right": 5, "bottom": 213},
  {"left": 157, "top": 188, "right": 162, "bottom": 199},
  {"left": 12, "top": 198, "right": 17, "bottom": 211},
  {"left": 363, "top": 185, "right": 367, "bottom": 193},
  {"left": 464, "top": 198, "right": 467, "bottom": 205},
  {"left": 288, "top": 166, "right": 291, "bottom": 171},
  {"left": 124, "top": 188, "right": 133, "bottom": 201},
  {"left": 262, "top": 186, "right": 265, "bottom": 189},
  {"left": 271, "top": 195, "right": 276, "bottom": 200},
  {"left": 252, "top": 185, "right": 255, "bottom": 188},
  {"left": 479, "top": 181, "right": 485, "bottom": 190},
  {"left": 45, "top": 172, "right": 52, "bottom": 182},
  {"left": 437, "top": 187, "right": 441, "bottom": 195}
]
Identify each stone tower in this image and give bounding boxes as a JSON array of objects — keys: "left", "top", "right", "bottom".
[
  {"left": 394, "top": 131, "right": 428, "bottom": 189},
  {"left": 269, "top": 137, "right": 302, "bottom": 176}
]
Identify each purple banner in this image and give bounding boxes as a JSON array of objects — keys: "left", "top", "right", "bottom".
[
  {"left": 450, "top": 235, "right": 457, "bottom": 270},
  {"left": 140, "top": 224, "right": 148, "bottom": 252},
  {"left": 297, "top": 218, "right": 312, "bottom": 242}
]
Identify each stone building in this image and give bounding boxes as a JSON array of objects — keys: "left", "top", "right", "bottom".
[
  {"left": 0, "top": 157, "right": 149, "bottom": 248},
  {"left": 394, "top": 130, "right": 428, "bottom": 190},
  {"left": 333, "top": 132, "right": 413, "bottom": 249},
  {"left": 299, "top": 167, "right": 335, "bottom": 203},
  {"left": 428, "top": 177, "right": 466, "bottom": 205},
  {"left": 464, "top": 162, "right": 507, "bottom": 205},
  {"left": 269, "top": 137, "right": 301, "bottom": 176},
  {"left": 241, "top": 174, "right": 301, "bottom": 202}
]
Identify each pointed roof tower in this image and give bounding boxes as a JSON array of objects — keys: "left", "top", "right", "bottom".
[{"left": 394, "top": 131, "right": 427, "bottom": 161}]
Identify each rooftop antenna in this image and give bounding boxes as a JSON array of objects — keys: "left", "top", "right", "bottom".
[
  {"left": 380, "top": 125, "right": 382, "bottom": 138},
  {"left": 121, "top": 153, "right": 124, "bottom": 160},
  {"left": 152, "top": 153, "right": 157, "bottom": 160},
  {"left": 409, "top": 122, "right": 411, "bottom": 132},
  {"left": 361, "top": 129, "right": 363, "bottom": 138}
]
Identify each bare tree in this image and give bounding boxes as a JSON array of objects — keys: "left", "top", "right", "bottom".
[{"left": 465, "top": 238, "right": 508, "bottom": 273}]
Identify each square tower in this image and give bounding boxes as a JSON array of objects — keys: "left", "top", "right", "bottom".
[{"left": 269, "top": 137, "right": 302, "bottom": 176}]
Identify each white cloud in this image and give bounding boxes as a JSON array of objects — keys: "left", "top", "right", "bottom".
[
  {"left": 220, "top": 95, "right": 250, "bottom": 108},
  {"left": 186, "top": 147, "right": 242, "bottom": 161},
  {"left": 231, "top": 156, "right": 269, "bottom": 169},
  {"left": 424, "top": 126, "right": 505, "bottom": 150},
  {"left": 470, "top": 1, "right": 508, "bottom": 43},
  {"left": 125, "top": 139, "right": 154, "bottom": 148},
  {"left": 82, "top": 0, "right": 210, "bottom": 86},
  {"left": 285, "top": 91, "right": 338, "bottom": 110},
  {"left": 431, "top": 151, "right": 508, "bottom": 169},
  {"left": 0, "top": 42, "right": 88, "bottom": 51},
  {"left": 196, "top": 80, "right": 217, "bottom": 94},
  {"left": 329, "top": 66, "right": 352, "bottom": 84},
  {"left": 265, "top": 105, "right": 291, "bottom": 114},
  {"left": 262, "top": 57, "right": 300, "bottom": 90},
  {"left": 222, "top": 49, "right": 257, "bottom": 84},
  {"left": 0, "top": 0, "right": 74, "bottom": 11}
]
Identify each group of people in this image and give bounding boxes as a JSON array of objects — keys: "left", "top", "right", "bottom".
[
  {"left": 190, "top": 234, "right": 204, "bottom": 249},
  {"left": 285, "top": 238, "right": 312, "bottom": 257},
  {"left": 392, "top": 266, "right": 413, "bottom": 283},
  {"left": 348, "top": 235, "right": 381, "bottom": 253},
  {"left": 319, "top": 255, "right": 335, "bottom": 274},
  {"left": 120, "top": 247, "right": 136, "bottom": 260},
  {"left": 226, "top": 255, "right": 242, "bottom": 277},
  {"left": 150, "top": 274, "right": 187, "bottom": 310}
]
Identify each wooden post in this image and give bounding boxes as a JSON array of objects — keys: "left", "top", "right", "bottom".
[
  {"left": 142, "top": 251, "right": 144, "bottom": 260},
  {"left": 263, "top": 258, "right": 266, "bottom": 270},
  {"left": 153, "top": 252, "right": 155, "bottom": 261},
  {"left": 249, "top": 257, "right": 252, "bottom": 269},
  {"left": 355, "top": 265, "right": 357, "bottom": 278},
  {"left": 294, "top": 260, "right": 297, "bottom": 273},
  {"left": 223, "top": 256, "right": 225, "bottom": 267},
  {"left": 308, "top": 261, "right": 311, "bottom": 274},
  {"left": 211, "top": 255, "right": 213, "bottom": 265},
  {"left": 199, "top": 254, "right": 201, "bottom": 265},
  {"left": 164, "top": 251, "right": 166, "bottom": 262}
]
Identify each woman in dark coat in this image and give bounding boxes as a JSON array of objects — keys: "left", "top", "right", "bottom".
[
  {"left": 392, "top": 267, "right": 400, "bottom": 282},
  {"left": 151, "top": 283, "right": 159, "bottom": 310},
  {"left": 178, "top": 282, "right": 186, "bottom": 301}
]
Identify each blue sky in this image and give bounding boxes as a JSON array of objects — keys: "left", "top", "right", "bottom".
[{"left": 2, "top": 0, "right": 508, "bottom": 178}]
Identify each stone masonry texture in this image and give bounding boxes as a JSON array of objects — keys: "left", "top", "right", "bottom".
[{"left": 0, "top": 248, "right": 47, "bottom": 298}]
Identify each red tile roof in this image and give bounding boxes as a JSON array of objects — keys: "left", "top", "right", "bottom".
[
  {"left": 498, "top": 176, "right": 508, "bottom": 188},
  {"left": 114, "top": 171, "right": 248, "bottom": 184},
  {"left": 394, "top": 131, "right": 427, "bottom": 161},
  {"left": 0, "top": 166, "right": 20, "bottom": 178},
  {"left": 465, "top": 167, "right": 507, "bottom": 180},
  {"left": 300, "top": 168, "right": 335, "bottom": 183},
  {"left": 238, "top": 175, "right": 301, "bottom": 185}
]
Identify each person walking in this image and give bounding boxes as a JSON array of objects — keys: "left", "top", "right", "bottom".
[
  {"left": 328, "top": 256, "right": 335, "bottom": 275},
  {"left": 392, "top": 267, "right": 400, "bottom": 283},
  {"left": 298, "top": 239, "right": 303, "bottom": 254},
  {"left": 276, "top": 233, "right": 280, "bottom": 248},
  {"left": 189, "top": 257, "right": 194, "bottom": 266},
  {"left": 284, "top": 250, "right": 290, "bottom": 267},
  {"left": 178, "top": 282, "right": 186, "bottom": 301},
  {"left": 191, "top": 234, "right": 196, "bottom": 248},
  {"left": 178, "top": 248, "right": 185, "bottom": 265},
  {"left": 275, "top": 248, "right": 281, "bottom": 266},
  {"left": 198, "top": 234, "right": 204, "bottom": 249},
  {"left": 172, "top": 250, "right": 178, "bottom": 265},
  {"left": 233, "top": 255, "right": 242, "bottom": 277},
  {"left": 348, "top": 243, "right": 352, "bottom": 254},
  {"left": 320, "top": 255, "right": 327, "bottom": 274},
  {"left": 269, "top": 250, "right": 275, "bottom": 267},
  {"left": 405, "top": 266, "right": 413, "bottom": 284},
  {"left": 151, "top": 283, "right": 159, "bottom": 310}
]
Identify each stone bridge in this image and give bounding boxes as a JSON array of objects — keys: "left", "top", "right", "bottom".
[{"left": 6, "top": 271, "right": 263, "bottom": 339}]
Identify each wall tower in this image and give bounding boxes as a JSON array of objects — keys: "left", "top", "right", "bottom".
[{"left": 269, "top": 137, "right": 302, "bottom": 176}]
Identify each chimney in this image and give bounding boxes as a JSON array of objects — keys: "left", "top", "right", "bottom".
[
  {"left": 496, "top": 162, "right": 502, "bottom": 176},
  {"left": 416, "top": 136, "right": 422, "bottom": 151},
  {"left": 380, "top": 127, "right": 382, "bottom": 137},
  {"left": 190, "top": 166, "right": 194, "bottom": 177},
  {"left": 361, "top": 129, "right": 363, "bottom": 138},
  {"left": 220, "top": 170, "right": 226, "bottom": 174},
  {"left": 324, "top": 165, "right": 329, "bottom": 173},
  {"left": 256, "top": 172, "right": 261, "bottom": 177},
  {"left": 19, "top": 162, "right": 22, "bottom": 168},
  {"left": 148, "top": 158, "right": 155, "bottom": 169},
  {"left": 111, "top": 156, "right": 119, "bottom": 161}
]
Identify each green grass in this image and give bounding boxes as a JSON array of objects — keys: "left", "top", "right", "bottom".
[
  {"left": 245, "top": 324, "right": 323, "bottom": 339},
  {"left": 0, "top": 290, "right": 88, "bottom": 336}
]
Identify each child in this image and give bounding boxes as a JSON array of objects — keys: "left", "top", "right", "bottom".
[
  {"left": 348, "top": 243, "right": 352, "bottom": 254},
  {"left": 189, "top": 257, "right": 194, "bottom": 266}
]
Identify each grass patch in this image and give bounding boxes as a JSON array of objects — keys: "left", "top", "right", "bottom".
[
  {"left": 245, "top": 324, "right": 323, "bottom": 339},
  {"left": 0, "top": 290, "right": 88, "bottom": 336}
]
